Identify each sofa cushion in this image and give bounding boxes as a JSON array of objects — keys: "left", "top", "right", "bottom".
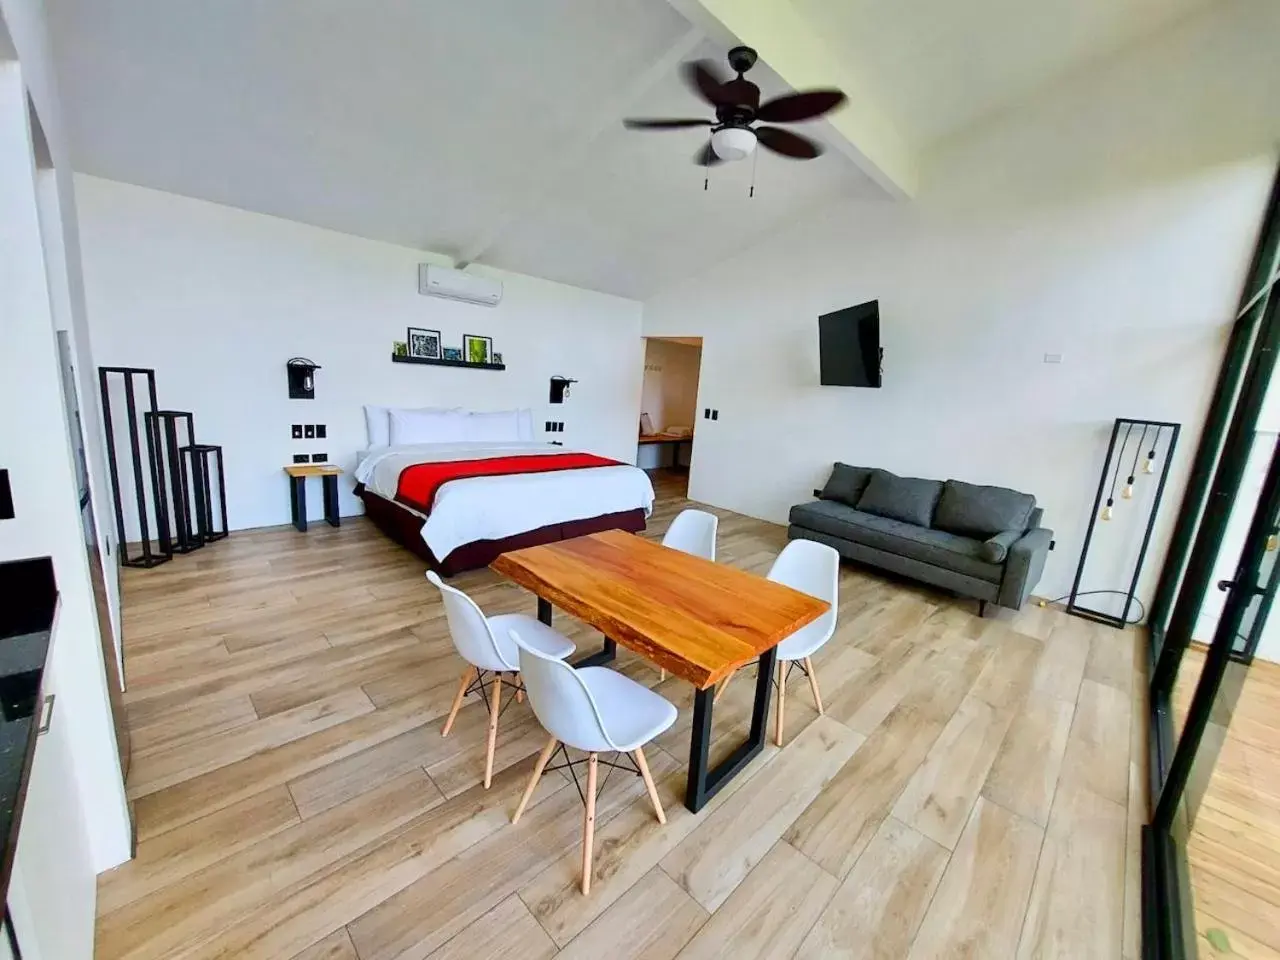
[
  {"left": 981, "top": 529, "right": 1023, "bottom": 563},
  {"left": 934, "top": 479, "right": 1036, "bottom": 538},
  {"left": 856, "top": 470, "right": 943, "bottom": 528},
  {"left": 789, "top": 500, "right": 1004, "bottom": 583},
  {"left": 819, "top": 463, "right": 875, "bottom": 507}
]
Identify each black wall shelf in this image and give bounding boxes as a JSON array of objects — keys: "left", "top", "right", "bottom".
[{"left": 391, "top": 355, "right": 505, "bottom": 371}]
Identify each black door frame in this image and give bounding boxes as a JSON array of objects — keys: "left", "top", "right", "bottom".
[{"left": 1142, "top": 162, "right": 1280, "bottom": 960}]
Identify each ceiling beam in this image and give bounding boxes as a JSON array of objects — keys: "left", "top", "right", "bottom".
[
  {"left": 456, "top": 26, "right": 703, "bottom": 270},
  {"left": 663, "top": 0, "right": 916, "bottom": 199}
]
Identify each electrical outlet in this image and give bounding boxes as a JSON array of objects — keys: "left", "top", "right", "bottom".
[
  {"left": 711, "top": 409, "right": 719, "bottom": 421},
  {"left": 304, "top": 424, "right": 315, "bottom": 438},
  {"left": 292, "top": 453, "right": 309, "bottom": 464},
  {"left": 316, "top": 424, "right": 326, "bottom": 438},
  {"left": 311, "top": 452, "right": 328, "bottom": 463},
  {"left": 292, "top": 424, "right": 303, "bottom": 439},
  {"left": 704, "top": 408, "right": 711, "bottom": 419},
  {"left": 544, "top": 421, "right": 552, "bottom": 432}
]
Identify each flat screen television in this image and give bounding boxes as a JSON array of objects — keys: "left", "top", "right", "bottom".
[{"left": 819, "top": 300, "right": 881, "bottom": 387}]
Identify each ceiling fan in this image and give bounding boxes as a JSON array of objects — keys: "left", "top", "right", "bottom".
[{"left": 623, "top": 45, "right": 846, "bottom": 166}]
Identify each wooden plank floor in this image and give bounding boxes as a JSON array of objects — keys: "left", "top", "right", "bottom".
[
  {"left": 97, "top": 471, "right": 1144, "bottom": 959},
  {"left": 1174, "top": 647, "right": 1280, "bottom": 959}
]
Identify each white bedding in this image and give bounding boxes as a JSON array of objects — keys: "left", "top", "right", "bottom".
[{"left": 354, "top": 442, "right": 655, "bottom": 559}]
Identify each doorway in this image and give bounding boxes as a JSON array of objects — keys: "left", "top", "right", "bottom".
[{"left": 637, "top": 336, "right": 702, "bottom": 498}]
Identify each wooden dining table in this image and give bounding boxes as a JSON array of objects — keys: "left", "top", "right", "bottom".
[{"left": 490, "top": 529, "right": 830, "bottom": 812}]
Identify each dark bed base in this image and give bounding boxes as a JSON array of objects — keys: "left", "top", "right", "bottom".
[{"left": 355, "top": 484, "right": 646, "bottom": 576}]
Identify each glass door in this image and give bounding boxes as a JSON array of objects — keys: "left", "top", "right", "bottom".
[
  {"left": 1146, "top": 432, "right": 1280, "bottom": 958},
  {"left": 1143, "top": 162, "right": 1280, "bottom": 959}
]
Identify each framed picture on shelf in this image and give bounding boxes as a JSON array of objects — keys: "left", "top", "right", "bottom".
[
  {"left": 463, "top": 334, "right": 493, "bottom": 365},
  {"left": 407, "top": 327, "right": 441, "bottom": 360},
  {"left": 443, "top": 347, "right": 462, "bottom": 362},
  {"left": 492, "top": 352, "right": 503, "bottom": 365},
  {"left": 392, "top": 341, "right": 408, "bottom": 357}
]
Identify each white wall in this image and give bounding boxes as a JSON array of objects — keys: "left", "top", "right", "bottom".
[
  {"left": 78, "top": 176, "right": 645, "bottom": 533},
  {"left": 643, "top": 0, "right": 1280, "bottom": 611},
  {"left": 0, "top": 0, "right": 131, "bottom": 893}
]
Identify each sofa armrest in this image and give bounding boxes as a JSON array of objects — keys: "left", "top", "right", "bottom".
[{"left": 998, "top": 527, "right": 1053, "bottom": 610}]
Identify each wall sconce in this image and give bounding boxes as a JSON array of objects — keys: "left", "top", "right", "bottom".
[
  {"left": 287, "top": 358, "right": 320, "bottom": 399},
  {"left": 549, "top": 376, "right": 577, "bottom": 404}
]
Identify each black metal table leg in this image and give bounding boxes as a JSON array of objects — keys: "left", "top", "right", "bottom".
[
  {"left": 573, "top": 636, "right": 617, "bottom": 668},
  {"left": 685, "top": 645, "right": 776, "bottom": 812},
  {"left": 537, "top": 597, "right": 553, "bottom": 625},
  {"left": 289, "top": 475, "right": 307, "bottom": 532},
  {"left": 322, "top": 474, "right": 340, "bottom": 527}
]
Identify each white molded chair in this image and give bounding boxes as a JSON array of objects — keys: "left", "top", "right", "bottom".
[
  {"left": 509, "top": 629, "right": 677, "bottom": 894},
  {"left": 426, "top": 570, "right": 575, "bottom": 788},
  {"left": 657, "top": 509, "right": 719, "bottom": 680},
  {"left": 766, "top": 539, "right": 840, "bottom": 745},
  {"left": 662, "top": 508, "right": 718, "bottom": 562}
]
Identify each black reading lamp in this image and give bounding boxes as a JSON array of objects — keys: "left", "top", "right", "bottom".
[
  {"left": 549, "top": 376, "right": 577, "bottom": 404},
  {"left": 287, "top": 358, "right": 320, "bottom": 399}
]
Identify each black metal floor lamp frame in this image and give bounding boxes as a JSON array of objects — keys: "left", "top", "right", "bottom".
[
  {"left": 145, "top": 410, "right": 201, "bottom": 554},
  {"left": 99, "top": 367, "right": 172, "bottom": 568},
  {"left": 1068, "top": 417, "right": 1181, "bottom": 629}
]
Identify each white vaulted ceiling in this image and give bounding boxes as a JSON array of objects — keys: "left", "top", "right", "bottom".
[
  {"left": 789, "top": 0, "right": 1223, "bottom": 149},
  {"left": 45, "top": 0, "right": 1226, "bottom": 298},
  {"left": 45, "top": 0, "right": 882, "bottom": 299}
]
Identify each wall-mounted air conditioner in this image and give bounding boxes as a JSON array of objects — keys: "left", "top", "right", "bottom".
[{"left": 418, "top": 264, "right": 503, "bottom": 307}]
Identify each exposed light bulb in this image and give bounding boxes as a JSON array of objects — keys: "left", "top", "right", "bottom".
[
  {"left": 1143, "top": 453, "right": 1156, "bottom": 475},
  {"left": 1102, "top": 500, "right": 1114, "bottom": 521},
  {"left": 1122, "top": 478, "right": 1135, "bottom": 500}
]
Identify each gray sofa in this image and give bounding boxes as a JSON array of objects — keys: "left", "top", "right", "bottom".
[{"left": 788, "top": 464, "right": 1052, "bottom": 614}]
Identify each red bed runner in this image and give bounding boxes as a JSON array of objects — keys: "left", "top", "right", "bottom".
[{"left": 395, "top": 452, "right": 622, "bottom": 513}]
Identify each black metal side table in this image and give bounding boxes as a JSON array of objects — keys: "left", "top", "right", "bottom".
[{"left": 283, "top": 464, "right": 341, "bottom": 532}]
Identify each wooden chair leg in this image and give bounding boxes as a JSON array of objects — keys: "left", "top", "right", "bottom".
[
  {"left": 512, "top": 735, "right": 557, "bottom": 824},
  {"left": 442, "top": 666, "right": 475, "bottom": 737},
  {"left": 804, "top": 656, "right": 824, "bottom": 715},
  {"left": 633, "top": 747, "right": 666, "bottom": 825},
  {"left": 775, "top": 658, "right": 787, "bottom": 747},
  {"left": 515, "top": 672, "right": 524, "bottom": 704},
  {"left": 582, "top": 753, "right": 598, "bottom": 895},
  {"left": 714, "top": 667, "right": 738, "bottom": 704},
  {"left": 484, "top": 673, "right": 502, "bottom": 788}
]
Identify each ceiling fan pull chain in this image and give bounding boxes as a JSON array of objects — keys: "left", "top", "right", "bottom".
[{"left": 750, "top": 147, "right": 758, "bottom": 198}]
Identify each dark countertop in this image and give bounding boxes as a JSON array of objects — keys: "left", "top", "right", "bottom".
[{"left": 0, "top": 556, "right": 56, "bottom": 906}]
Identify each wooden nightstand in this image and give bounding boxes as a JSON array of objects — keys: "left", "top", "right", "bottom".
[{"left": 283, "top": 464, "right": 341, "bottom": 531}]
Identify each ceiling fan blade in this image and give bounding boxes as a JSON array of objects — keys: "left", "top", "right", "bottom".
[
  {"left": 756, "top": 90, "right": 847, "bottom": 123},
  {"left": 694, "top": 141, "right": 723, "bottom": 167},
  {"left": 756, "top": 125, "right": 823, "bottom": 159},
  {"left": 623, "top": 118, "right": 714, "bottom": 130},
  {"left": 681, "top": 59, "right": 732, "bottom": 107}
]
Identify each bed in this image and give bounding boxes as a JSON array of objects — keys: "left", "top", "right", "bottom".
[{"left": 353, "top": 406, "right": 654, "bottom": 575}]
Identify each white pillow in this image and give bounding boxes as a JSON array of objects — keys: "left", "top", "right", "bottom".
[
  {"left": 363, "top": 405, "right": 392, "bottom": 448},
  {"left": 466, "top": 410, "right": 522, "bottom": 443},
  {"left": 388, "top": 408, "right": 471, "bottom": 445},
  {"left": 365, "top": 405, "right": 459, "bottom": 447}
]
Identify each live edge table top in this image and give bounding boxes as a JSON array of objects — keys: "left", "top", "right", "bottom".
[{"left": 490, "top": 529, "right": 829, "bottom": 690}]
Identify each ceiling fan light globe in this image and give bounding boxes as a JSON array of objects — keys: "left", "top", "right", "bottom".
[{"left": 710, "top": 127, "right": 756, "bottom": 162}]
